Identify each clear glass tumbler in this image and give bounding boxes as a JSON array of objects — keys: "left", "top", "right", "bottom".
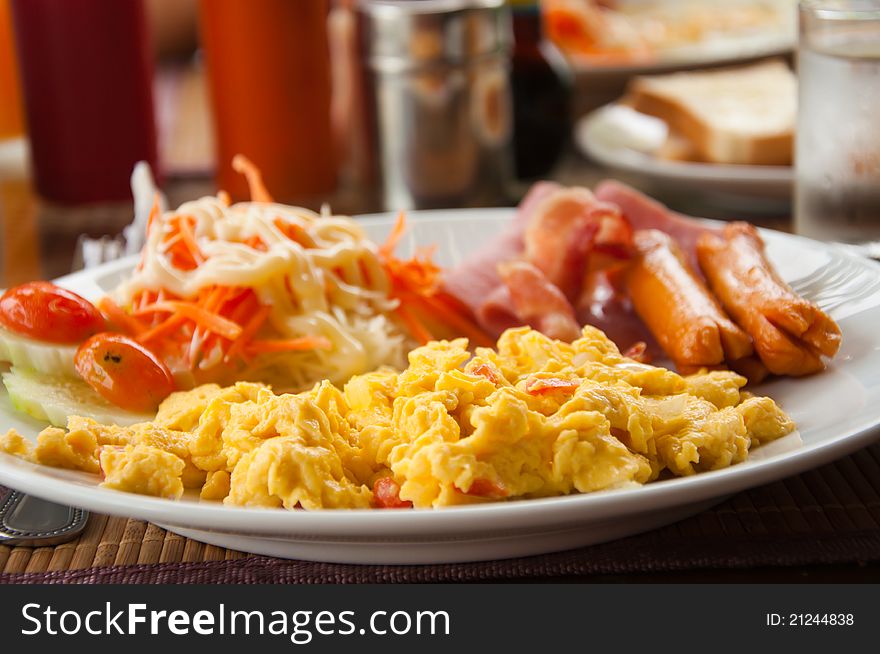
[{"left": 795, "top": 1, "right": 880, "bottom": 243}]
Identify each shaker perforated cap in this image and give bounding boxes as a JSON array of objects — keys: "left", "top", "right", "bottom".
[{"left": 357, "top": 0, "right": 512, "bottom": 70}]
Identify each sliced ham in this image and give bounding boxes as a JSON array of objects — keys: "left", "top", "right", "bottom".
[
  {"left": 477, "top": 284, "right": 521, "bottom": 337},
  {"left": 524, "top": 187, "right": 631, "bottom": 300},
  {"left": 594, "top": 180, "right": 719, "bottom": 272},
  {"left": 441, "top": 181, "right": 561, "bottom": 314},
  {"left": 493, "top": 261, "right": 581, "bottom": 342}
]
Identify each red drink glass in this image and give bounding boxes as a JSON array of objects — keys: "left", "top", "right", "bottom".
[{"left": 11, "top": 0, "right": 158, "bottom": 203}]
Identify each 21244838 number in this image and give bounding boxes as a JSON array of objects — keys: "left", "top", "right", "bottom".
[{"left": 766, "top": 613, "right": 854, "bottom": 626}]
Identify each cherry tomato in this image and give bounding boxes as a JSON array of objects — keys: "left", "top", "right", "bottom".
[
  {"left": 0, "top": 281, "right": 106, "bottom": 344},
  {"left": 75, "top": 333, "right": 175, "bottom": 412}
]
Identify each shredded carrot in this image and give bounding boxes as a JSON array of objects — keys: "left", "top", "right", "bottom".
[
  {"left": 202, "top": 285, "right": 230, "bottom": 313},
  {"left": 217, "top": 190, "right": 231, "bottom": 207},
  {"left": 244, "top": 336, "right": 333, "bottom": 354},
  {"left": 163, "top": 233, "right": 183, "bottom": 249},
  {"left": 378, "top": 210, "right": 486, "bottom": 345},
  {"left": 185, "top": 286, "right": 234, "bottom": 364},
  {"left": 146, "top": 194, "right": 161, "bottom": 236},
  {"left": 137, "top": 198, "right": 161, "bottom": 273},
  {"left": 224, "top": 305, "right": 272, "bottom": 364},
  {"left": 243, "top": 235, "right": 267, "bottom": 251},
  {"left": 229, "top": 294, "right": 260, "bottom": 325},
  {"left": 398, "top": 289, "right": 494, "bottom": 347},
  {"left": 134, "top": 289, "right": 158, "bottom": 313},
  {"left": 394, "top": 305, "right": 433, "bottom": 345},
  {"left": 387, "top": 260, "right": 442, "bottom": 296},
  {"left": 177, "top": 216, "right": 205, "bottom": 265},
  {"left": 379, "top": 211, "right": 407, "bottom": 260},
  {"left": 139, "top": 301, "right": 242, "bottom": 341},
  {"left": 137, "top": 314, "right": 188, "bottom": 344},
  {"left": 98, "top": 297, "right": 148, "bottom": 336},
  {"left": 232, "top": 154, "right": 273, "bottom": 203},
  {"left": 273, "top": 217, "right": 313, "bottom": 248}
]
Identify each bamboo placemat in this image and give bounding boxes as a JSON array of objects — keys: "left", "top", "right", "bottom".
[{"left": 2, "top": 440, "right": 880, "bottom": 581}]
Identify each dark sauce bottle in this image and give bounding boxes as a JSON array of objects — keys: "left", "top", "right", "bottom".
[{"left": 510, "top": 0, "right": 573, "bottom": 180}]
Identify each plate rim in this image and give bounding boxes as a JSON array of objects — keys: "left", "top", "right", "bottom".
[{"left": 567, "top": 43, "right": 793, "bottom": 77}]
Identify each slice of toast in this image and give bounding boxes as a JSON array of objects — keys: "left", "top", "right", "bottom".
[{"left": 624, "top": 59, "right": 796, "bottom": 166}]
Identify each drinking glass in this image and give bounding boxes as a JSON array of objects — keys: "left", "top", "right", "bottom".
[
  {"left": 795, "top": 0, "right": 880, "bottom": 243},
  {"left": 199, "top": 0, "right": 337, "bottom": 206},
  {"left": 11, "top": 0, "right": 158, "bottom": 204}
]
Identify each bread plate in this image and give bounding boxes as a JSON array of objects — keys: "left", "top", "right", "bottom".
[
  {"left": 576, "top": 105, "right": 793, "bottom": 208},
  {"left": 1, "top": 209, "right": 879, "bottom": 564}
]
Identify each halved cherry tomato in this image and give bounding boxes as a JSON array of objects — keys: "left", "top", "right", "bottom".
[
  {"left": 0, "top": 281, "right": 106, "bottom": 344},
  {"left": 75, "top": 333, "right": 175, "bottom": 412}
]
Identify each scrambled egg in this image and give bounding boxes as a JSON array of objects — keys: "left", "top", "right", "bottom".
[{"left": 0, "top": 327, "right": 795, "bottom": 509}]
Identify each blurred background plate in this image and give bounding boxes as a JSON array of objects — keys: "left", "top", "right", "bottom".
[
  {"left": 558, "top": 0, "right": 797, "bottom": 116},
  {"left": 568, "top": 30, "right": 794, "bottom": 76},
  {"left": 575, "top": 104, "right": 793, "bottom": 215}
]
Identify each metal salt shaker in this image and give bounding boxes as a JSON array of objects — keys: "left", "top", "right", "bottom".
[{"left": 356, "top": 0, "right": 514, "bottom": 210}]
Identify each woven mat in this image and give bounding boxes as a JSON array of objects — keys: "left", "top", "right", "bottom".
[{"left": 2, "top": 441, "right": 880, "bottom": 584}]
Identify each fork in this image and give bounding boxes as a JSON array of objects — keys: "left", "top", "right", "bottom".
[{"left": 0, "top": 488, "right": 89, "bottom": 547}]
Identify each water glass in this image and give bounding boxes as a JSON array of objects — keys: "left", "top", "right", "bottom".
[{"left": 795, "top": 0, "right": 880, "bottom": 243}]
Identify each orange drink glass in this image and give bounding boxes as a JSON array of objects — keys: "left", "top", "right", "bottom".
[
  {"left": 0, "top": 0, "right": 23, "bottom": 140},
  {"left": 199, "top": 0, "right": 337, "bottom": 206}
]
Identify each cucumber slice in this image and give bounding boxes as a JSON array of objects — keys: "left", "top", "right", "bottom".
[
  {"left": 0, "top": 325, "right": 78, "bottom": 378},
  {"left": 2, "top": 366, "right": 153, "bottom": 428}
]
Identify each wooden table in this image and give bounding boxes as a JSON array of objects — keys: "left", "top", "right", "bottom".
[{"left": 1, "top": 65, "right": 879, "bottom": 582}]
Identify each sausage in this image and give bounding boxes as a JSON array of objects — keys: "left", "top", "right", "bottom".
[
  {"left": 627, "top": 229, "right": 754, "bottom": 369},
  {"left": 696, "top": 222, "right": 841, "bottom": 377}
]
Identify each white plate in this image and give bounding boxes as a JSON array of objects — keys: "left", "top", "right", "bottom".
[
  {"left": 576, "top": 106, "right": 793, "bottom": 205},
  {"left": 565, "top": 0, "right": 795, "bottom": 76},
  {"left": 569, "top": 35, "right": 793, "bottom": 77},
  {"left": 2, "top": 209, "right": 880, "bottom": 565}
]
